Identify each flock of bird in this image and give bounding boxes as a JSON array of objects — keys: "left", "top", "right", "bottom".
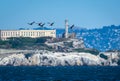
[
  {"left": 28, "top": 21, "right": 75, "bottom": 29},
  {"left": 28, "top": 21, "right": 54, "bottom": 27}
]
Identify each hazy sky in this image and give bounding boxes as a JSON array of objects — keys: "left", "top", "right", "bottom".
[{"left": 0, "top": 0, "right": 120, "bottom": 29}]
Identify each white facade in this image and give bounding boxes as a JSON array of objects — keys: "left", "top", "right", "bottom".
[
  {"left": 65, "top": 19, "right": 68, "bottom": 38},
  {"left": 0, "top": 30, "right": 56, "bottom": 40}
]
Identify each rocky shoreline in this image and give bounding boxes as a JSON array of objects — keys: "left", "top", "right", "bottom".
[{"left": 0, "top": 49, "right": 120, "bottom": 66}]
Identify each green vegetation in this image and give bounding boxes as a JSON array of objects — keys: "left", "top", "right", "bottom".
[
  {"left": 117, "top": 54, "right": 120, "bottom": 65},
  {"left": 0, "top": 37, "right": 101, "bottom": 54},
  {"left": 73, "top": 48, "right": 99, "bottom": 55},
  {"left": 24, "top": 53, "right": 33, "bottom": 59},
  {"left": 106, "top": 50, "right": 120, "bottom": 52},
  {"left": 50, "top": 38, "right": 69, "bottom": 43},
  {"left": 99, "top": 53, "right": 108, "bottom": 60},
  {"left": 0, "top": 37, "right": 52, "bottom": 50},
  {"left": 117, "top": 59, "right": 120, "bottom": 65}
]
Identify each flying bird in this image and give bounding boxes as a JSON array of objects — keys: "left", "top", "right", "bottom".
[
  {"left": 38, "top": 23, "right": 45, "bottom": 27},
  {"left": 28, "top": 21, "right": 35, "bottom": 25},
  {"left": 48, "top": 22, "right": 54, "bottom": 26},
  {"left": 36, "top": 22, "right": 45, "bottom": 27},
  {"left": 37, "top": 22, "right": 42, "bottom": 26},
  {"left": 70, "top": 24, "right": 75, "bottom": 29},
  {"left": 41, "top": 23, "right": 45, "bottom": 27}
]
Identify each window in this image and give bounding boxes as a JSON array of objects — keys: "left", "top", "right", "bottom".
[
  {"left": 8, "top": 32, "right": 10, "bottom": 36},
  {"left": 37, "top": 32, "right": 39, "bottom": 36},
  {"left": 33, "top": 32, "right": 34, "bottom": 36},
  {"left": 2, "top": 32, "right": 4, "bottom": 36},
  {"left": 24, "top": 32, "right": 26, "bottom": 36},
  {"left": 29, "top": 32, "right": 31, "bottom": 36}
]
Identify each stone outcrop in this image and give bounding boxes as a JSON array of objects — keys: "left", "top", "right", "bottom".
[
  {"left": 0, "top": 49, "right": 120, "bottom": 66},
  {"left": 46, "top": 38, "right": 85, "bottom": 52},
  {"left": 0, "top": 50, "right": 105, "bottom": 66}
]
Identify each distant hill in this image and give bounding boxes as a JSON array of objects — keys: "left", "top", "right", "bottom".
[
  {"left": 56, "top": 25, "right": 120, "bottom": 51},
  {"left": 19, "top": 27, "right": 54, "bottom": 30},
  {"left": 19, "top": 25, "right": 120, "bottom": 51}
]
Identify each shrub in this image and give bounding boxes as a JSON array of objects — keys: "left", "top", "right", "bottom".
[
  {"left": 99, "top": 53, "right": 108, "bottom": 60},
  {"left": 0, "top": 40, "right": 7, "bottom": 45},
  {"left": 117, "top": 59, "right": 120, "bottom": 65},
  {"left": 35, "top": 37, "right": 52, "bottom": 43},
  {"left": 24, "top": 53, "right": 33, "bottom": 59},
  {"left": 0, "top": 37, "right": 53, "bottom": 49},
  {"left": 73, "top": 48, "right": 99, "bottom": 55}
]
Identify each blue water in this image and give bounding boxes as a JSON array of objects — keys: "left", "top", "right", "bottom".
[{"left": 0, "top": 66, "right": 120, "bottom": 81}]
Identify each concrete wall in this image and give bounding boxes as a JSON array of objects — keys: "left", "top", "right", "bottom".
[{"left": 0, "top": 30, "right": 56, "bottom": 40}]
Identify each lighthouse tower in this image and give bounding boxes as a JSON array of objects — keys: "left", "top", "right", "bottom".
[{"left": 65, "top": 19, "right": 69, "bottom": 38}]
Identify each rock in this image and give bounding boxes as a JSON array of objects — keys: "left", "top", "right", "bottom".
[
  {"left": 72, "top": 39, "right": 85, "bottom": 48},
  {"left": 0, "top": 49, "right": 120, "bottom": 66},
  {"left": 46, "top": 38, "right": 85, "bottom": 52},
  {"left": 0, "top": 51, "right": 105, "bottom": 66},
  {"left": 0, "top": 53, "right": 28, "bottom": 66}
]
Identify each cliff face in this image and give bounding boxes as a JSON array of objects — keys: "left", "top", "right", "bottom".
[
  {"left": 56, "top": 25, "right": 120, "bottom": 51},
  {"left": 0, "top": 50, "right": 113, "bottom": 66},
  {"left": 0, "top": 48, "right": 120, "bottom": 66}
]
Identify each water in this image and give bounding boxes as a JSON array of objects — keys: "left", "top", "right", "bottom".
[{"left": 0, "top": 66, "right": 120, "bottom": 81}]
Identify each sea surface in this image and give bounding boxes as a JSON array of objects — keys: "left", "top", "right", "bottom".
[{"left": 0, "top": 66, "right": 120, "bottom": 81}]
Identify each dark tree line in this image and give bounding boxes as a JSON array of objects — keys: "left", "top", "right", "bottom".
[{"left": 0, "top": 37, "right": 52, "bottom": 49}]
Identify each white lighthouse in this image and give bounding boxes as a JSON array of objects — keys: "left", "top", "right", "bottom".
[{"left": 65, "top": 19, "right": 69, "bottom": 38}]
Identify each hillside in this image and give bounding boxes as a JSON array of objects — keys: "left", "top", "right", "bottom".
[{"left": 56, "top": 25, "right": 120, "bottom": 51}]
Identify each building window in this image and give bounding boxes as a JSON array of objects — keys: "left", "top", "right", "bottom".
[
  {"left": 5, "top": 32, "right": 7, "bottom": 36},
  {"left": 29, "top": 32, "right": 30, "bottom": 36},
  {"left": 33, "top": 32, "right": 34, "bottom": 36},
  {"left": 2, "top": 33, "right": 4, "bottom": 36},
  {"left": 23, "top": 32, "right": 25, "bottom": 36},
  {"left": 8, "top": 32, "right": 10, "bottom": 36},
  {"left": 37, "top": 32, "right": 39, "bottom": 36},
  {"left": 11, "top": 32, "right": 12, "bottom": 36},
  {"left": 13, "top": 32, "right": 15, "bottom": 36}
]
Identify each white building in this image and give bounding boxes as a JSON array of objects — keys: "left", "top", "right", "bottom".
[{"left": 0, "top": 29, "right": 56, "bottom": 40}]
